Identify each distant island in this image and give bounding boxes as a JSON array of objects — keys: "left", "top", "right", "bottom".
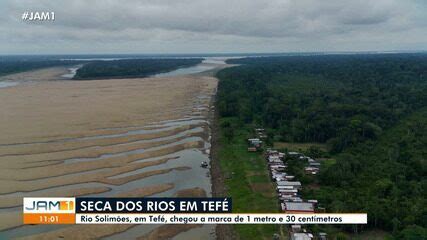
[
  {"left": 0, "top": 58, "right": 82, "bottom": 77},
  {"left": 73, "top": 58, "right": 203, "bottom": 80}
]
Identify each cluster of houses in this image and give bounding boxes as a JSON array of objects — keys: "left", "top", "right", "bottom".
[
  {"left": 247, "top": 128, "right": 267, "bottom": 152},
  {"left": 247, "top": 138, "right": 262, "bottom": 152},
  {"left": 247, "top": 128, "right": 327, "bottom": 239},
  {"left": 287, "top": 152, "right": 322, "bottom": 175},
  {"left": 265, "top": 149, "right": 327, "bottom": 240},
  {"left": 289, "top": 226, "right": 327, "bottom": 240},
  {"left": 266, "top": 149, "right": 317, "bottom": 213},
  {"left": 302, "top": 155, "right": 321, "bottom": 175}
]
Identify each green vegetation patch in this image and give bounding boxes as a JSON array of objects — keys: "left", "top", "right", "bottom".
[
  {"left": 273, "top": 142, "right": 328, "bottom": 152},
  {"left": 217, "top": 117, "right": 281, "bottom": 239}
]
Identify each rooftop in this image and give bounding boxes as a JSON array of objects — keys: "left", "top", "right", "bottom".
[
  {"left": 277, "top": 181, "right": 302, "bottom": 187},
  {"left": 291, "top": 233, "right": 313, "bottom": 240},
  {"left": 285, "top": 202, "right": 314, "bottom": 212}
]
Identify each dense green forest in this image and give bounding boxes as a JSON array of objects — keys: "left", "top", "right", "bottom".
[
  {"left": 313, "top": 109, "right": 427, "bottom": 239},
  {"left": 220, "top": 54, "right": 427, "bottom": 153},
  {"left": 216, "top": 54, "right": 427, "bottom": 239},
  {"left": 0, "top": 59, "right": 81, "bottom": 77},
  {"left": 73, "top": 58, "right": 203, "bottom": 79}
]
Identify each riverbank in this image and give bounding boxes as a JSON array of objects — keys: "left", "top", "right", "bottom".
[
  {"left": 209, "top": 97, "right": 285, "bottom": 240},
  {"left": 210, "top": 100, "right": 236, "bottom": 240}
]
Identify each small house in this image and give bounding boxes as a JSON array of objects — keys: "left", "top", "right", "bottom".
[
  {"left": 276, "top": 185, "right": 295, "bottom": 191},
  {"left": 248, "top": 138, "right": 262, "bottom": 146},
  {"left": 288, "top": 152, "right": 302, "bottom": 157},
  {"left": 291, "top": 225, "right": 302, "bottom": 233},
  {"left": 309, "top": 162, "right": 321, "bottom": 167},
  {"left": 247, "top": 147, "right": 257, "bottom": 152},
  {"left": 290, "top": 233, "right": 313, "bottom": 240},
  {"left": 284, "top": 202, "right": 315, "bottom": 213},
  {"left": 279, "top": 194, "right": 295, "bottom": 201},
  {"left": 270, "top": 164, "right": 286, "bottom": 171},
  {"left": 318, "top": 232, "right": 327, "bottom": 240},
  {"left": 304, "top": 167, "right": 319, "bottom": 175},
  {"left": 277, "top": 181, "right": 302, "bottom": 189},
  {"left": 277, "top": 189, "right": 298, "bottom": 195}
]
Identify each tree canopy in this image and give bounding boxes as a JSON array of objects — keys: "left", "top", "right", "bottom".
[{"left": 216, "top": 54, "right": 427, "bottom": 238}]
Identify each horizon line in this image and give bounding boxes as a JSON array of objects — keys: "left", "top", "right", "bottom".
[{"left": 1, "top": 49, "right": 427, "bottom": 57}]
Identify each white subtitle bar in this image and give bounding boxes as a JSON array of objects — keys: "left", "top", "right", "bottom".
[{"left": 76, "top": 213, "right": 367, "bottom": 224}]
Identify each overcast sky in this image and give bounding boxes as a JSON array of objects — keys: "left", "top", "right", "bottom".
[{"left": 1, "top": 0, "right": 426, "bottom": 54}]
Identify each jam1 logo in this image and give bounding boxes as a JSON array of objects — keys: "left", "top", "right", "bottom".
[
  {"left": 25, "top": 198, "right": 74, "bottom": 212},
  {"left": 23, "top": 198, "right": 76, "bottom": 224},
  {"left": 24, "top": 198, "right": 75, "bottom": 213}
]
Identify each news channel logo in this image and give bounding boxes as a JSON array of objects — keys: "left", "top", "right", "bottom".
[{"left": 23, "top": 198, "right": 75, "bottom": 213}]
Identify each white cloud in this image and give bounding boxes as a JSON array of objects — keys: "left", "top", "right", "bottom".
[{"left": 1, "top": 0, "right": 426, "bottom": 54}]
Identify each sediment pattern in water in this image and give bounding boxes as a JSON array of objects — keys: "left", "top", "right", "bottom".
[{"left": 0, "top": 75, "right": 217, "bottom": 239}]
